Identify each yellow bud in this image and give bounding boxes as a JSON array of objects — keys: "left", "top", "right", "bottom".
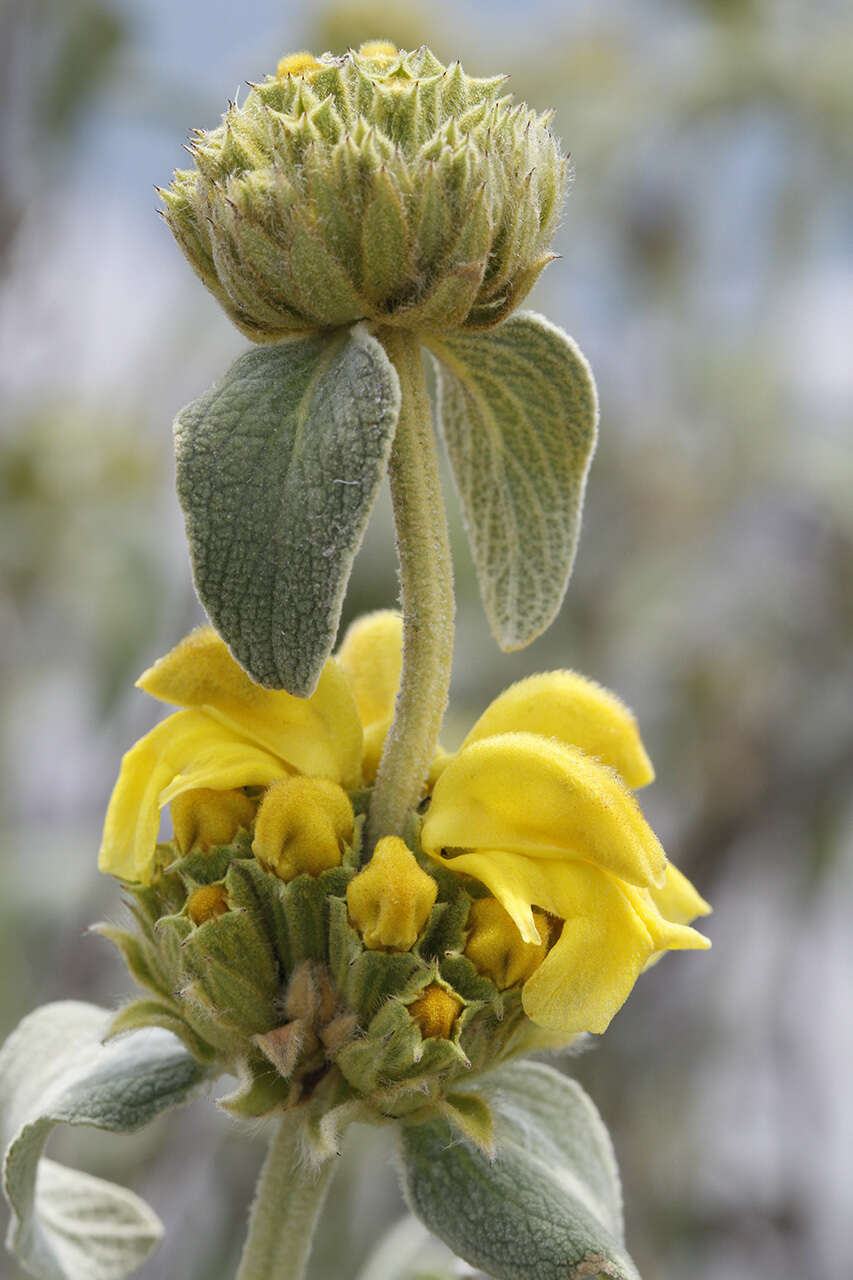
[
  {"left": 252, "top": 777, "right": 354, "bottom": 880},
  {"left": 346, "top": 836, "right": 437, "bottom": 950},
  {"left": 358, "top": 40, "right": 398, "bottom": 62},
  {"left": 171, "top": 787, "right": 256, "bottom": 854},
  {"left": 276, "top": 51, "right": 323, "bottom": 78},
  {"left": 186, "top": 884, "right": 230, "bottom": 925},
  {"left": 407, "top": 984, "right": 462, "bottom": 1039},
  {"left": 464, "top": 898, "right": 550, "bottom": 990}
]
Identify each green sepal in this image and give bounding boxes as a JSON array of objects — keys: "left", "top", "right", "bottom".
[
  {"left": 126, "top": 854, "right": 186, "bottom": 924},
  {"left": 279, "top": 865, "right": 352, "bottom": 969},
  {"left": 175, "top": 981, "right": 251, "bottom": 1059},
  {"left": 399, "top": 1060, "right": 641, "bottom": 1280},
  {"left": 174, "top": 324, "right": 401, "bottom": 694},
  {"left": 458, "top": 997, "right": 530, "bottom": 1078},
  {"left": 105, "top": 826, "right": 556, "bottom": 1118},
  {"left": 217, "top": 1052, "right": 295, "bottom": 1118},
  {"left": 415, "top": 888, "right": 472, "bottom": 964},
  {"left": 286, "top": 213, "right": 372, "bottom": 325},
  {"left": 178, "top": 908, "right": 280, "bottom": 1038},
  {"left": 327, "top": 897, "right": 423, "bottom": 1020},
  {"left": 362, "top": 167, "right": 410, "bottom": 304},
  {"left": 150, "top": 913, "right": 193, "bottom": 985},
  {"left": 438, "top": 950, "right": 503, "bottom": 1010},
  {"left": 428, "top": 312, "right": 598, "bottom": 650},
  {"left": 89, "top": 924, "right": 169, "bottom": 1001},
  {"left": 348, "top": 787, "right": 374, "bottom": 821},
  {"left": 104, "top": 999, "right": 217, "bottom": 1064},
  {"left": 222, "top": 857, "right": 293, "bottom": 967},
  {"left": 335, "top": 998, "right": 425, "bottom": 1096},
  {"left": 168, "top": 838, "right": 248, "bottom": 886}
]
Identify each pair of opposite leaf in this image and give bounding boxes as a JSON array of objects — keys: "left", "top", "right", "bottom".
[{"left": 163, "top": 42, "right": 598, "bottom": 695}]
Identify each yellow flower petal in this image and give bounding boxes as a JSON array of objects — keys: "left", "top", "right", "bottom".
[
  {"left": 519, "top": 863, "right": 658, "bottom": 1035},
  {"left": 360, "top": 719, "right": 392, "bottom": 786},
  {"left": 137, "top": 626, "right": 363, "bottom": 788},
  {"left": 461, "top": 671, "right": 655, "bottom": 788},
  {"left": 429, "top": 848, "right": 549, "bottom": 944},
  {"left": 422, "top": 732, "right": 666, "bottom": 889},
  {"left": 434, "top": 850, "right": 658, "bottom": 1033},
  {"left": 649, "top": 862, "right": 712, "bottom": 926},
  {"left": 620, "top": 877, "right": 711, "bottom": 958},
  {"left": 98, "top": 710, "right": 287, "bottom": 884},
  {"left": 336, "top": 610, "right": 402, "bottom": 731},
  {"left": 428, "top": 845, "right": 705, "bottom": 1034},
  {"left": 157, "top": 740, "right": 288, "bottom": 805},
  {"left": 464, "top": 897, "right": 550, "bottom": 990}
]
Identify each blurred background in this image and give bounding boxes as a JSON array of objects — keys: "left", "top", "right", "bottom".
[{"left": 1, "top": 0, "right": 851, "bottom": 1277}]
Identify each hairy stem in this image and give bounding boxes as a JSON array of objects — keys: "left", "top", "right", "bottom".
[
  {"left": 366, "top": 328, "right": 455, "bottom": 848},
  {"left": 236, "top": 1113, "right": 335, "bottom": 1280}
]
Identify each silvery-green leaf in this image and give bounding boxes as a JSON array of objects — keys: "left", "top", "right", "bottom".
[
  {"left": 0, "top": 1001, "right": 207, "bottom": 1280},
  {"left": 428, "top": 313, "right": 598, "bottom": 651},
  {"left": 174, "top": 324, "right": 401, "bottom": 694},
  {"left": 399, "top": 1060, "right": 641, "bottom": 1280}
]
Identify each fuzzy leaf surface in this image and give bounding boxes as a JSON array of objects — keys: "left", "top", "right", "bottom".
[
  {"left": 0, "top": 1002, "right": 206, "bottom": 1280},
  {"left": 429, "top": 313, "right": 598, "bottom": 650},
  {"left": 399, "top": 1059, "right": 641, "bottom": 1280},
  {"left": 174, "top": 325, "right": 401, "bottom": 694}
]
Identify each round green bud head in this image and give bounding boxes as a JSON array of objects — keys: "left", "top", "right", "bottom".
[{"left": 161, "top": 43, "right": 568, "bottom": 341}]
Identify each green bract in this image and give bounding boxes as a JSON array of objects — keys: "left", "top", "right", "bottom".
[{"left": 162, "top": 44, "right": 567, "bottom": 340}]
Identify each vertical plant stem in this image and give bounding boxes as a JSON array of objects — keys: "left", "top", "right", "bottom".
[
  {"left": 236, "top": 1113, "right": 335, "bottom": 1280},
  {"left": 366, "top": 327, "right": 455, "bottom": 848}
]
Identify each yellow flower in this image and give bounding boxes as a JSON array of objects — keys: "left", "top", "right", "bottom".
[
  {"left": 99, "top": 612, "right": 413, "bottom": 885},
  {"left": 420, "top": 672, "right": 711, "bottom": 1037},
  {"left": 99, "top": 626, "right": 363, "bottom": 883},
  {"left": 252, "top": 777, "right": 354, "bottom": 880},
  {"left": 346, "top": 836, "right": 438, "bottom": 951}
]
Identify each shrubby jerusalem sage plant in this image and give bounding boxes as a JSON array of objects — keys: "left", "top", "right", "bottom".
[{"left": 0, "top": 41, "right": 710, "bottom": 1280}]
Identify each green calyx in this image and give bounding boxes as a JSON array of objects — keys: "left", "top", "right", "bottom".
[
  {"left": 161, "top": 43, "right": 567, "bottom": 340},
  {"left": 97, "top": 810, "right": 556, "bottom": 1130}
]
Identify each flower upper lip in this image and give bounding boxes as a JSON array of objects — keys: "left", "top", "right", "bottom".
[
  {"left": 417, "top": 666, "right": 710, "bottom": 1035},
  {"left": 98, "top": 624, "right": 366, "bottom": 884}
]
